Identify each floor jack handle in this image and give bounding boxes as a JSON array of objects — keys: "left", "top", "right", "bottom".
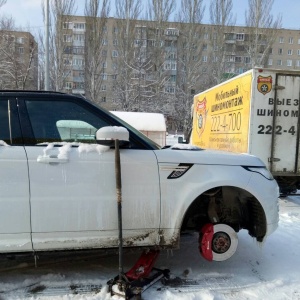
[{"left": 115, "top": 139, "right": 124, "bottom": 279}]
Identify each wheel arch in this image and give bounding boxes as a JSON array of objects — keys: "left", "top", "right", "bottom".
[{"left": 180, "top": 185, "right": 267, "bottom": 242}]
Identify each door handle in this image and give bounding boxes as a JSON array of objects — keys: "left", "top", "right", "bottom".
[{"left": 37, "top": 155, "right": 69, "bottom": 164}]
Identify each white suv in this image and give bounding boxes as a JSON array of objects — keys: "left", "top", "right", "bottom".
[{"left": 0, "top": 91, "right": 279, "bottom": 261}]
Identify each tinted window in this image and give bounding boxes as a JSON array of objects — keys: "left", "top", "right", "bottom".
[
  {"left": 25, "top": 100, "right": 109, "bottom": 144},
  {"left": 0, "top": 100, "right": 22, "bottom": 145}
]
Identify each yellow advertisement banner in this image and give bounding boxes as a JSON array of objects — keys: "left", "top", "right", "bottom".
[{"left": 191, "top": 72, "right": 252, "bottom": 153}]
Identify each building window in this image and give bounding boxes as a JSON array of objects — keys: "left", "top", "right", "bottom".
[
  {"left": 102, "top": 26, "right": 107, "bottom": 33},
  {"left": 226, "top": 55, "right": 235, "bottom": 62},
  {"left": 279, "top": 37, "right": 284, "bottom": 43},
  {"left": 288, "top": 49, "right": 293, "bottom": 55},
  {"left": 63, "top": 58, "right": 72, "bottom": 65},
  {"left": 287, "top": 59, "right": 293, "bottom": 66},
  {"left": 73, "top": 23, "right": 85, "bottom": 30},
  {"left": 16, "top": 37, "right": 24, "bottom": 44},
  {"left": 113, "top": 27, "right": 118, "bottom": 34},
  {"left": 101, "top": 96, "right": 106, "bottom": 102},
  {"left": 298, "top": 49, "right": 300, "bottom": 56},
  {"left": 296, "top": 60, "right": 300, "bottom": 67},
  {"left": 213, "top": 56, "right": 218, "bottom": 62},
  {"left": 101, "top": 73, "right": 107, "bottom": 80},
  {"left": 277, "top": 59, "right": 282, "bottom": 66},
  {"left": 73, "top": 82, "right": 84, "bottom": 89},
  {"left": 164, "top": 62, "right": 177, "bottom": 70},
  {"left": 101, "top": 85, "right": 106, "bottom": 91},
  {"left": 112, "top": 74, "right": 117, "bottom": 80},
  {"left": 73, "top": 58, "right": 84, "bottom": 66},
  {"left": 169, "top": 75, "right": 176, "bottom": 82},
  {"left": 113, "top": 39, "right": 118, "bottom": 46},
  {"left": 268, "top": 58, "right": 273, "bottom": 65},
  {"left": 65, "top": 82, "right": 72, "bottom": 89},
  {"left": 72, "top": 46, "right": 84, "bottom": 54},
  {"left": 112, "top": 63, "right": 117, "bottom": 69},
  {"left": 102, "top": 61, "right": 107, "bottom": 68},
  {"left": 102, "top": 50, "right": 107, "bottom": 57},
  {"left": 269, "top": 48, "right": 273, "bottom": 54},
  {"left": 166, "top": 52, "right": 176, "bottom": 59},
  {"left": 18, "top": 47, "right": 24, "bottom": 54},
  {"left": 244, "top": 57, "right": 251, "bottom": 64},
  {"left": 63, "top": 34, "right": 72, "bottom": 42},
  {"left": 202, "top": 56, "right": 208, "bottom": 62},
  {"left": 235, "top": 56, "right": 242, "bottom": 63},
  {"left": 112, "top": 50, "right": 118, "bottom": 57},
  {"left": 102, "top": 39, "right": 108, "bottom": 45},
  {"left": 73, "top": 34, "right": 85, "bottom": 42},
  {"left": 192, "top": 55, "right": 198, "bottom": 61},
  {"left": 289, "top": 37, "right": 294, "bottom": 44},
  {"left": 63, "top": 22, "right": 72, "bottom": 29},
  {"left": 278, "top": 48, "right": 283, "bottom": 55},
  {"left": 165, "top": 86, "right": 175, "bottom": 94},
  {"left": 202, "top": 43, "right": 208, "bottom": 51},
  {"left": 236, "top": 33, "right": 244, "bottom": 41},
  {"left": 165, "top": 28, "right": 179, "bottom": 36},
  {"left": 204, "top": 33, "right": 209, "bottom": 40}
]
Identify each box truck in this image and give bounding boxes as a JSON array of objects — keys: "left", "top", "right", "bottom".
[{"left": 191, "top": 68, "right": 300, "bottom": 194}]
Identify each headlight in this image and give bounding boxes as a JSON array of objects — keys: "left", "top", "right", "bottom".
[{"left": 243, "top": 166, "right": 274, "bottom": 180}]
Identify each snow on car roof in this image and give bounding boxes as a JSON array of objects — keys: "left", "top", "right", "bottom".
[{"left": 111, "top": 111, "right": 166, "bottom": 132}]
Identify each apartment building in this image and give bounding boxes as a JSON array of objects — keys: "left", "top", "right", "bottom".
[
  {"left": 61, "top": 16, "right": 300, "bottom": 111},
  {"left": 0, "top": 30, "right": 38, "bottom": 90}
]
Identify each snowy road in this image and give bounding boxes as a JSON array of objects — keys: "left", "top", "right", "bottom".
[{"left": 0, "top": 195, "right": 299, "bottom": 300}]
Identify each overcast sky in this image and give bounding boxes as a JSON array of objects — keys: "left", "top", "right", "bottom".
[{"left": 1, "top": 0, "right": 300, "bottom": 33}]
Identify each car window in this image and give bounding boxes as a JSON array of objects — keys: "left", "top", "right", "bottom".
[
  {"left": 25, "top": 100, "right": 109, "bottom": 144},
  {"left": 0, "top": 100, "right": 23, "bottom": 145}
]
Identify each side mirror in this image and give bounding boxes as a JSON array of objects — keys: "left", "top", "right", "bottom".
[{"left": 96, "top": 126, "right": 129, "bottom": 146}]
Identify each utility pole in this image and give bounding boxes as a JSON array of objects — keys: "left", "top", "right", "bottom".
[{"left": 45, "top": 0, "right": 50, "bottom": 90}]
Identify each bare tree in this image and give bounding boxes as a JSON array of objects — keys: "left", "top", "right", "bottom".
[
  {"left": 0, "top": 0, "right": 6, "bottom": 8},
  {"left": 111, "top": 0, "right": 144, "bottom": 111},
  {"left": 141, "top": 0, "right": 177, "bottom": 116},
  {"left": 0, "top": 15, "right": 15, "bottom": 30},
  {"left": 208, "top": 0, "right": 236, "bottom": 84},
  {"left": 0, "top": 13, "right": 38, "bottom": 90},
  {"left": 39, "top": 0, "right": 76, "bottom": 91},
  {"left": 172, "top": 0, "right": 205, "bottom": 137},
  {"left": 84, "top": 0, "right": 109, "bottom": 104},
  {"left": 244, "top": 0, "right": 282, "bottom": 68}
]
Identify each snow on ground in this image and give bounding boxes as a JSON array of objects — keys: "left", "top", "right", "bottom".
[{"left": 0, "top": 195, "right": 299, "bottom": 300}]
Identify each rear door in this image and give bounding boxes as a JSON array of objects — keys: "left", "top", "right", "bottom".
[
  {"left": 270, "top": 74, "right": 300, "bottom": 175},
  {"left": 0, "top": 97, "right": 32, "bottom": 252},
  {"left": 19, "top": 96, "right": 160, "bottom": 251}
]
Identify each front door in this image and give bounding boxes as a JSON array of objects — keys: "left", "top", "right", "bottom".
[{"left": 20, "top": 97, "right": 160, "bottom": 251}]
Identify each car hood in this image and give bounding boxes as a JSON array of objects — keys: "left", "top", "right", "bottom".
[{"left": 155, "top": 145, "right": 265, "bottom": 167}]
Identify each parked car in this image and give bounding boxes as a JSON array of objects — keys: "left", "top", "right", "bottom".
[{"left": 0, "top": 91, "right": 279, "bottom": 261}]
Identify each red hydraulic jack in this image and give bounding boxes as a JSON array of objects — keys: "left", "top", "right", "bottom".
[
  {"left": 107, "top": 249, "right": 169, "bottom": 299},
  {"left": 100, "top": 129, "right": 169, "bottom": 299}
]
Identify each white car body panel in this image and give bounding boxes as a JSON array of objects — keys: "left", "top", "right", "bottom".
[
  {"left": 0, "top": 145, "right": 32, "bottom": 252},
  {"left": 155, "top": 148, "right": 279, "bottom": 245},
  {"left": 25, "top": 145, "right": 160, "bottom": 250}
]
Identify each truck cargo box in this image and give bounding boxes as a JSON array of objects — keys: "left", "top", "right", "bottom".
[{"left": 191, "top": 68, "right": 300, "bottom": 193}]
